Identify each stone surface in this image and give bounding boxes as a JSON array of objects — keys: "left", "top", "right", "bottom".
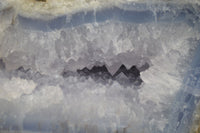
[{"left": 0, "top": 3, "right": 199, "bottom": 133}]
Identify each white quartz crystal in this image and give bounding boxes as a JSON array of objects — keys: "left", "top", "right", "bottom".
[{"left": 0, "top": 1, "right": 199, "bottom": 133}]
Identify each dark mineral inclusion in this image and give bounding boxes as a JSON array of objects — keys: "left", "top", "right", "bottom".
[
  {"left": 63, "top": 64, "right": 149, "bottom": 86},
  {"left": 35, "top": 0, "right": 46, "bottom": 2},
  {"left": 0, "top": 57, "right": 149, "bottom": 86}
]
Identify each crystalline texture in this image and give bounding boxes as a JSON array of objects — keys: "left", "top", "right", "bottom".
[{"left": 0, "top": 2, "right": 200, "bottom": 133}]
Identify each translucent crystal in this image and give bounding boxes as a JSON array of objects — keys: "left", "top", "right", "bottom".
[{"left": 0, "top": 2, "right": 200, "bottom": 133}]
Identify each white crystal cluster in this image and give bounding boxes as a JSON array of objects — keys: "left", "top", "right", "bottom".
[{"left": 0, "top": 2, "right": 200, "bottom": 133}]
